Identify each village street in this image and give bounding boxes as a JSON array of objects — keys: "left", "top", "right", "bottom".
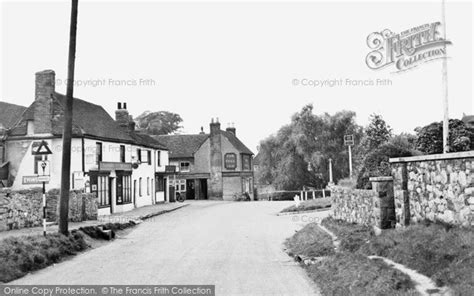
[{"left": 11, "top": 201, "right": 329, "bottom": 296}]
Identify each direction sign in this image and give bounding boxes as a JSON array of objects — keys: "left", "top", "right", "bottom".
[
  {"left": 38, "top": 160, "right": 50, "bottom": 176},
  {"left": 32, "top": 140, "right": 53, "bottom": 155},
  {"left": 344, "top": 135, "right": 354, "bottom": 146}
]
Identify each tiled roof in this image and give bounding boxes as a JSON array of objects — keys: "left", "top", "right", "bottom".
[
  {"left": 222, "top": 131, "right": 253, "bottom": 155},
  {"left": 153, "top": 134, "right": 208, "bottom": 158},
  {"left": 128, "top": 131, "right": 168, "bottom": 150},
  {"left": 154, "top": 131, "right": 253, "bottom": 159},
  {"left": 0, "top": 101, "right": 27, "bottom": 131},
  {"left": 7, "top": 94, "right": 166, "bottom": 150}
]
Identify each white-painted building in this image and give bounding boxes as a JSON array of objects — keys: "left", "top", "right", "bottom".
[{"left": 0, "top": 70, "right": 169, "bottom": 215}]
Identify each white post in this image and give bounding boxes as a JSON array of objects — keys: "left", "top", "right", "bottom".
[
  {"left": 312, "top": 191, "right": 316, "bottom": 199},
  {"left": 329, "top": 158, "right": 334, "bottom": 184},
  {"left": 300, "top": 191, "right": 303, "bottom": 201},
  {"left": 348, "top": 145, "right": 353, "bottom": 178},
  {"left": 322, "top": 188, "right": 326, "bottom": 198},
  {"left": 441, "top": 0, "right": 449, "bottom": 154}
]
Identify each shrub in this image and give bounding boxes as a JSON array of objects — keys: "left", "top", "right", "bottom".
[{"left": 356, "top": 143, "right": 413, "bottom": 189}]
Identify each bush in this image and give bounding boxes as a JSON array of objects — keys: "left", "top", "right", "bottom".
[
  {"left": 0, "top": 231, "right": 88, "bottom": 283},
  {"left": 356, "top": 143, "right": 413, "bottom": 189}
]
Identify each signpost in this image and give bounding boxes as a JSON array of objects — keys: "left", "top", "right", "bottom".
[
  {"left": 344, "top": 135, "right": 354, "bottom": 179},
  {"left": 32, "top": 140, "right": 52, "bottom": 236}
]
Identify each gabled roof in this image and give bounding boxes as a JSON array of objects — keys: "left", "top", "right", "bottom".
[
  {"left": 9, "top": 93, "right": 133, "bottom": 143},
  {"left": 153, "top": 134, "right": 208, "bottom": 158},
  {"left": 221, "top": 131, "right": 253, "bottom": 155},
  {"left": 7, "top": 93, "right": 166, "bottom": 149},
  {"left": 153, "top": 131, "right": 253, "bottom": 159},
  {"left": 128, "top": 131, "right": 168, "bottom": 150},
  {"left": 0, "top": 101, "right": 27, "bottom": 131}
]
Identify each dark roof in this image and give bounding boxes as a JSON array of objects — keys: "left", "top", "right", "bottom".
[
  {"left": 0, "top": 101, "right": 27, "bottom": 130},
  {"left": 153, "top": 134, "right": 208, "bottom": 158},
  {"left": 128, "top": 131, "right": 168, "bottom": 150},
  {"left": 7, "top": 93, "right": 166, "bottom": 149},
  {"left": 153, "top": 131, "right": 253, "bottom": 159},
  {"left": 221, "top": 131, "right": 253, "bottom": 155},
  {"left": 462, "top": 114, "right": 474, "bottom": 124}
]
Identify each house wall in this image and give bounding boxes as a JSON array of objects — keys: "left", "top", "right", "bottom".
[
  {"left": 194, "top": 139, "right": 210, "bottom": 173},
  {"left": 223, "top": 176, "right": 242, "bottom": 201}
]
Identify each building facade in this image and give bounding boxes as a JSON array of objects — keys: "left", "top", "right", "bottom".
[
  {"left": 155, "top": 119, "right": 254, "bottom": 201},
  {"left": 0, "top": 70, "right": 169, "bottom": 215}
]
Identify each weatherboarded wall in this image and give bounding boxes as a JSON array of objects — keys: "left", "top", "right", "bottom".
[
  {"left": 0, "top": 188, "right": 97, "bottom": 231},
  {"left": 390, "top": 151, "right": 474, "bottom": 227}
]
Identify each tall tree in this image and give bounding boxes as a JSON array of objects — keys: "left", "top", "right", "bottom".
[
  {"left": 256, "top": 105, "right": 363, "bottom": 190},
  {"left": 135, "top": 111, "right": 183, "bottom": 135}
]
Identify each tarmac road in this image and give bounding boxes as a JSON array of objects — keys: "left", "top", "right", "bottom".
[{"left": 11, "top": 201, "right": 328, "bottom": 296}]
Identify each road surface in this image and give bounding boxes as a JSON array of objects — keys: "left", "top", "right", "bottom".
[{"left": 12, "top": 201, "right": 329, "bottom": 296}]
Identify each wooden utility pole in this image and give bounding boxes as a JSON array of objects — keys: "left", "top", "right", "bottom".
[
  {"left": 442, "top": 0, "right": 449, "bottom": 153},
  {"left": 59, "top": 0, "right": 79, "bottom": 235}
]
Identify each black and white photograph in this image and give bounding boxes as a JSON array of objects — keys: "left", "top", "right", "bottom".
[{"left": 0, "top": 0, "right": 473, "bottom": 295}]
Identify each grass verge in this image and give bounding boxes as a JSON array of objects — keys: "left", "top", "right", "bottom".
[
  {"left": 319, "top": 217, "right": 474, "bottom": 295},
  {"left": 286, "top": 222, "right": 416, "bottom": 295},
  {"left": 285, "top": 223, "right": 335, "bottom": 258},
  {"left": 0, "top": 230, "right": 88, "bottom": 283},
  {"left": 307, "top": 252, "right": 416, "bottom": 296},
  {"left": 280, "top": 198, "right": 331, "bottom": 213}
]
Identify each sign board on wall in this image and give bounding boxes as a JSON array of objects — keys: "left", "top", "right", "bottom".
[{"left": 72, "top": 171, "right": 85, "bottom": 190}]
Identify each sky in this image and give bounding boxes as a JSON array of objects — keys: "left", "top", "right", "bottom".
[{"left": 1, "top": 0, "right": 473, "bottom": 153}]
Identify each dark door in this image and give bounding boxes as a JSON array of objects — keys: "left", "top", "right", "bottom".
[
  {"left": 133, "top": 180, "right": 137, "bottom": 207},
  {"left": 116, "top": 176, "right": 123, "bottom": 205},
  {"left": 108, "top": 177, "right": 113, "bottom": 214},
  {"left": 200, "top": 179, "right": 208, "bottom": 199},
  {"left": 164, "top": 178, "right": 167, "bottom": 202},
  {"left": 186, "top": 179, "right": 195, "bottom": 200}
]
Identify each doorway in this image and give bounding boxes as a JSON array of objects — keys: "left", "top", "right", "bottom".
[
  {"left": 186, "top": 179, "right": 195, "bottom": 200},
  {"left": 108, "top": 177, "right": 113, "bottom": 214}
]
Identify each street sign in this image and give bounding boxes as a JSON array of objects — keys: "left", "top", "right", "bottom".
[
  {"left": 165, "top": 165, "right": 176, "bottom": 173},
  {"left": 37, "top": 175, "right": 50, "bottom": 182},
  {"left": 22, "top": 176, "right": 49, "bottom": 184},
  {"left": 38, "top": 160, "right": 50, "bottom": 176},
  {"left": 344, "top": 135, "right": 354, "bottom": 146},
  {"left": 32, "top": 140, "right": 53, "bottom": 155}
]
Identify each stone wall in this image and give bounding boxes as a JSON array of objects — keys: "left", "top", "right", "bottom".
[
  {"left": 0, "top": 188, "right": 97, "bottom": 231},
  {"left": 390, "top": 151, "right": 474, "bottom": 227},
  {"left": 330, "top": 186, "right": 378, "bottom": 226}
]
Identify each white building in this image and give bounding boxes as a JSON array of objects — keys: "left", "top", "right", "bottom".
[{"left": 0, "top": 70, "right": 169, "bottom": 215}]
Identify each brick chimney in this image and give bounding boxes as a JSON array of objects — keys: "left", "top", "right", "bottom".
[
  {"left": 115, "top": 102, "right": 129, "bottom": 127},
  {"left": 226, "top": 122, "right": 236, "bottom": 136},
  {"left": 35, "top": 70, "right": 55, "bottom": 101},
  {"left": 33, "top": 70, "right": 55, "bottom": 134},
  {"left": 115, "top": 102, "right": 135, "bottom": 132},
  {"left": 209, "top": 118, "right": 223, "bottom": 199}
]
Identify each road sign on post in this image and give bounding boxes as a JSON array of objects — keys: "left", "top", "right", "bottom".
[{"left": 32, "top": 142, "right": 52, "bottom": 237}]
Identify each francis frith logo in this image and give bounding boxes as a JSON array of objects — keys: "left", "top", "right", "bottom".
[{"left": 366, "top": 22, "right": 452, "bottom": 73}]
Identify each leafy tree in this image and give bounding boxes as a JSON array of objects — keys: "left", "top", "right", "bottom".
[
  {"left": 415, "top": 119, "right": 474, "bottom": 154},
  {"left": 135, "top": 111, "right": 183, "bottom": 135},
  {"left": 256, "top": 105, "right": 363, "bottom": 190}
]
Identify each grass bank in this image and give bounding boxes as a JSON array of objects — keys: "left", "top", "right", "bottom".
[
  {"left": 0, "top": 231, "right": 88, "bottom": 283},
  {"left": 280, "top": 198, "right": 331, "bottom": 213},
  {"left": 314, "top": 217, "right": 474, "bottom": 295},
  {"left": 286, "top": 221, "right": 416, "bottom": 295}
]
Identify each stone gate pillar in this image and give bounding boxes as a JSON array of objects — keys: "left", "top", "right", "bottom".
[{"left": 370, "top": 176, "right": 395, "bottom": 229}]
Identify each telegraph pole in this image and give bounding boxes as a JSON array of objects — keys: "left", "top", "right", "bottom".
[
  {"left": 59, "top": 0, "right": 79, "bottom": 235},
  {"left": 442, "top": 0, "right": 449, "bottom": 153}
]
